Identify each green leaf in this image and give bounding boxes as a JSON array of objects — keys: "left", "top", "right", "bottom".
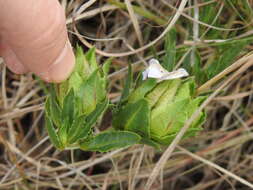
[
  {"left": 140, "top": 138, "right": 161, "bottom": 150},
  {"left": 67, "top": 115, "right": 88, "bottom": 144},
  {"left": 75, "top": 46, "right": 85, "bottom": 75},
  {"left": 58, "top": 120, "right": 69, "bottom": 147},
  {"left": 186, "top": 96, "right": 206, "bottom": 117},
  {"left": 46, "top": 96, "right": 62, "bottom": 128},
  {"left": 85, "top": 98, "right": 109, "bottom": 127},
  {"left": 80, "top": 131, "right": 141, "bottom": 152},
  {"left": 155, "top": 125, "right": 202, "bottom": 145},
  {"left": 128, "top": 78, "right": 157, "bottom": 103},
  {"left": 162, "top": 28, "right": 177, "bottom": 71},
  {"left": 174, "top": 78, "right": 195, "bottom": 101},
  {"left": 77, "top": 70, "right": 100, "bottom": 115},
  {"left": 206, "top": 41, "right": 248, "bottom": 79},
  {"left": 191, "top": 51, "right": 207, "bottom": 84},
  {"left": 153, "top": 132, "right": 176, "bottom": 145},
  {"left": 155, "top": 79, "right": 181, "bottom": 107},
  {"left": 85, "top": 47, "right": 98, "bottom": 72},
  {"left": 150, "top": 99, "right": 189, "bottom": 138},
  {"left": 69, "top": 98, "right": 109, "bottom": 143},
  {"left": 62, "top": 89, "right": 75, "bottom": 124},
  {"left": 58, "top": 81, "right": 69, "bottom": 106},
  {"left": 95, "top": 77, "right": 107, "bottom": 105},
  {"left": 120, "top": 63, "right": 133, "bottom": 103},
  {"left": 68, "top": 72, "right": 83, "bottom": 93},
  {"left": 102, "top": 57, "right": 112, "bottom": 77},
  {"left": 45, "top": 116, "right": 63, "bottom": 149},
  {"left": 57, "top": 46, "right": 85, "bottom": 104},
  {"left": 145, "top": 80, "right": 171, "bottom": 108},
  {"left": 113, "top": 99, "right": 150, "bottom": 138},
  {"left": 191, "top": 111, "right": 206, "bottom": 130}
]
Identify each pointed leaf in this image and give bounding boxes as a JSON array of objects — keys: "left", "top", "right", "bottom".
[
  {"left": 69, "top": 98, "right": 109, "bottom": 143},
  {"left": 77, "top": 70, "right": 99, "bottom": 115},
  {"left": 155, "top": 79, "right": 181, "bottom": 107},
  {"left": 45, "top": 116, "right": 63, "bottom": 149},
  {"left": 156, "top": 126, "right": 202, "bottom": 145},
  {"left": 140, "top": 138, "right": 161, "bottom": 150},
  {"left": 75, "top": 46, "right": 85, "bottom": 76},
  {"left": 102, "top": 57, "right": 112, "bottom": 77},
  {"left": 120, "top": 63, "right": 133, "bottom": 103},
  {"left": 174, "top": 78, "right": 195, "bottom": 101},
  {"left": 85, "top": 47, "right": 98, "bottom": 72},
  {"left": 80, "top": 131, "right": 141, "bottom": 152},
  {"left": 68, "top": 72, "right": 83, "bottom": 93},
  {"left": 191, "top": 51, "right": 206, "bottom": 84},
  {"left": 58, "top": 81, "right": 69, "bottom": 106},
  {"left": 46, "top": 96, "right": 62, "bottom": 128},
  {"left": 206, "top": 41, "right": 249, "bottom": 79},
  {"left": 85, "top": 98, "right": 109, "bottom": 127},
  {"left": 58, "top": 120, "right": 69, "bottom": 147},
  {"left": 67, "top": 115, "right": 88, "bottom": 144},
  {"left": 145, "top": 80, "right": 171, "bottom": 108},
  {"left": 128, "top": 78, "right": 157, "bottom": 103},
  {"left": 62, "top": 89, "right": 75, "bottom": 123},
  {"left": 150, "top": 99, "right": 189, "bottom": 138},
  {"left": 163, "top": 28, "right": 177, "bottom": 71},
  {"left": 113, "top": 99, "right": 150, "bottom": 138}
]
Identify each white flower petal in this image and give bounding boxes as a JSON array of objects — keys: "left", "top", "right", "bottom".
[{"left": 142, "top": 58, "right": 189, "bottom": 81}]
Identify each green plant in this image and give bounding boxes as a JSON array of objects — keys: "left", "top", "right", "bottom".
[
  {"left": 113, "top": 76, "right": 206, "bottom": 149},
  {"left": 44, "top": 45, "right": 206, "bottom": 152},
  {"left": 44, "top": 47, "right": 140, "bottom": 151}
]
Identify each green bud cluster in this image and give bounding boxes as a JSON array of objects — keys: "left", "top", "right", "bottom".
[
  {"left": 113, "top": 78, "right": 206, "bottom": 148},
  {"left": 45, "top": 47, "right": 110, "bottom": 150}
]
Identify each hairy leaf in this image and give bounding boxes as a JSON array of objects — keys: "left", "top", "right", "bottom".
[{"left": 80, "top": 131, "right": 141, "bottom": 152}]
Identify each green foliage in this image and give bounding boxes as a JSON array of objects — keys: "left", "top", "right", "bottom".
[
  {"left": 45, "top": 46, "right": 207, "bottom": 152},
  {"left": 113, "top": 99, "right": 150, "bottom": 138},
  {"left": 45, "top": 46, "right": 110, "bottom": 150},
  {"left": 163, "top": 28, "right": 177, "bottom": 71},
  {"left": 113, "top": 72, "right": 206, "bottom": 148},
  {"left": 120, "top": 63, "right": 133, "bottom": 103},
  {"left": 80, "top": 131, "right": 141, "bottom": 152},
  {"left": 206, "top": 41, "right": 248, "bottom": 79}
]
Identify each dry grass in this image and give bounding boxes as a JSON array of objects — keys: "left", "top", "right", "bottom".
[{"left": 1, "top": 0, "right": 253, "bottom": 189}]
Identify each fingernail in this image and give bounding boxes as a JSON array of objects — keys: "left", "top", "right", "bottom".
[{"left": 38, "top": 41, "right": 75, "bottom": 83}]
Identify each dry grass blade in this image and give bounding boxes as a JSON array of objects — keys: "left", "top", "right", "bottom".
[
  {"left": 76, "top": 0, "right": 188, "bottom": 57},
  {"left": 177, "top": 146, "right": 253, "bottom": 189},
  {"left": 74, "top": 0, "right": 97, "bottom": 16},
  {"left": 198, "top": 52, "right": 253, "bottom": 93},
  {"left": 66, "top": 5, "right": 117, "bottom": 24},
  {"left": 124, "top": 0, "right": 143, "bottom": 46}
]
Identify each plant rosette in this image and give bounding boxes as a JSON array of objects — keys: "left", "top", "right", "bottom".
[
  {"left": 44, "top": 47, "right": 140, "bottom": 151},
  {"left": 113, "top": 59, "right": 206, "bottom": 149}
]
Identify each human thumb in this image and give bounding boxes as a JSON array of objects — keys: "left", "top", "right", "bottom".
[{"left": 0, "top": 0, "right": 75, "bottom": 82}]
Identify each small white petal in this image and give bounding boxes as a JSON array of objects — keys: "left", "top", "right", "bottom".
[
  {"left": 142, "top": 70, "right": 148, "bottom": 80},
  {"left": 158, "top": 68, "right": 189, "bottom": 82},
  {"left": 148, "top": 58, "right": 160, "bottom": 65},
  {"left": 143, "top": 58, "right": 189, "bottom": 81}
]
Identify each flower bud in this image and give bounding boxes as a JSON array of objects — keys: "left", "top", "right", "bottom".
[
  {"left": 45, "top": 47, "right": 110, "bottom": 149},
  {"left": 113, "top": 77, "right": 206, "bottom": 147}
]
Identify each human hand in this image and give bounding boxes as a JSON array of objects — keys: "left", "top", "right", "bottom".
[{"left": 0, "top": 0, "right": 75, "bottom": 83}]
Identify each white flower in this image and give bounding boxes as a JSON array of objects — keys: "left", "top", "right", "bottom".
[{"left": 142, "top": 59, "right": 189, "bottom": 82}]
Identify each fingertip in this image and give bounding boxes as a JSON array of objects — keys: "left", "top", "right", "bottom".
[{"left": 37, "top": 41, "right": 75, "bottom": 83}]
